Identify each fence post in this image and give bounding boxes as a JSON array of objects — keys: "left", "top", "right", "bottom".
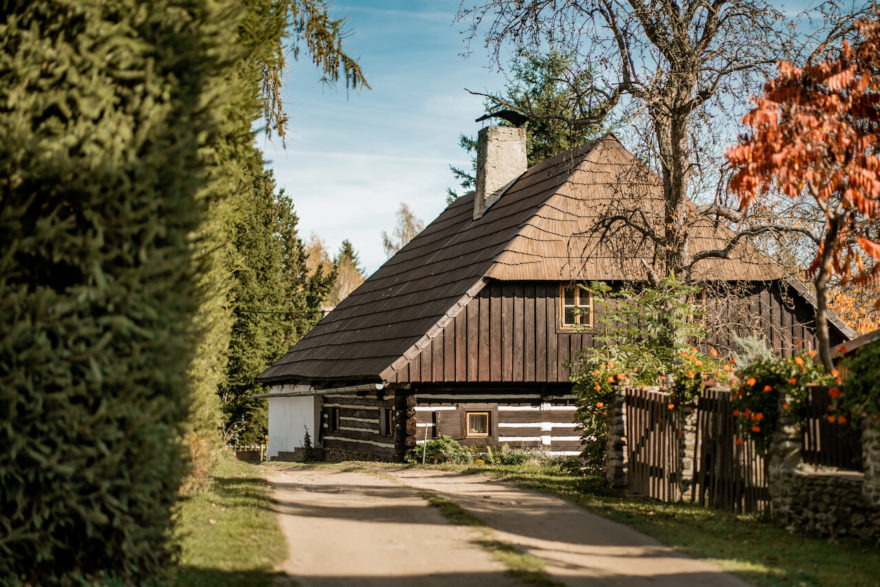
[
  {"left": 679, "top": 404, "right": 699, "bottom": 502},
  {"left": 862, "top": 416, "right": 880, "bottom": 508},
  {"left": 606, "top": 388, "right": 627, "bottom": 488},
  {"left": 768, "top": 394, "right": 802, "bottom": 516}
]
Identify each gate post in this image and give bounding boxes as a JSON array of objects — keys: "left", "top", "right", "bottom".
[
  {"left": 606, "top": 388, "right": 627, "bottom": 488},
  {"left": 768, "top": 394, "right": 802, "bottom": 515},
  {"left": 679, "top": 404, "right": 699, "bottom": 502},
  {"left": 861, "top": 416, "right": 880, "bottom": 508}
]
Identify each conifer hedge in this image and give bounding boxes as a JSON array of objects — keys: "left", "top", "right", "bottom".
[{"left": 0, "top": 1, "right": 235, "bottom": 581}]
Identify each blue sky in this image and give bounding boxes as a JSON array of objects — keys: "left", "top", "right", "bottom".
[{"left": 263, "top": 1, "right": 505, "bottom": 274}]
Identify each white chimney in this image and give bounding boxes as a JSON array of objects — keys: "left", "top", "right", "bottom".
[{"left": 474, "top": 125, "right": 527, "bottom": 219}]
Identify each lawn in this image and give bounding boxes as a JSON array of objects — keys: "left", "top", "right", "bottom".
[
  {"left": 175, "top": 452, "right": 287, "bottom": 586},
  {"left": 314, "top": 460, "right": 880, "bottom": 587}
]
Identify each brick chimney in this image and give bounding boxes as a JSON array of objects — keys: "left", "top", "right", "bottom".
[{"left": 473, "top": 125, "right": 527, "bottom": 219}]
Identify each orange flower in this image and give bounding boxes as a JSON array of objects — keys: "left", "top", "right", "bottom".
[
  {"left": 609, "top": 360, "right": 616, "bottom": 367},
  {"left": 794, "top": 356, "right": 804, "bottom": 366},
  {"left": 687, "top": 371, "right": 695, "bottom": 378},
  {"left": 601, "top": 363, "right": 607, "bottom": 369},
  {"left": 746, "top": 377, "right": 757, "bottom": 386},
  {"left": 695, "top": 360, "right": 703, "bottom": 367},
  {"left": 659, "top": 375, "right": 667, "bottom": 381},
  {"left": 836, "top": 345, "right": 847, "bottom": 355},
  {"left": 710, "top": 348, "right": 718, "bottom": 357},
  {"left": 763, "top": 385, "right": 772, "bottom": 392},
  {"left": 594, "top": 384, "right": 601, "bottom": 391},
  {"left": 782, "top": 402, "right": 790, "bottom": 410},
  {"left": 809, "top": 350, "right": 816, "bottom": 358},
  {"left": 827, "top": 415, "right": 836, "bottom": 423},
  {"left": 754, "top": 413, "right": 764, "bottom": 421},
  {"left": 732, "top": 409, "right": 741, "bottom": 417},
  {"left": 736, "top": 438, "right": 745, "bottom": 445},
  {"left": 837, "top": 416, "right": 847, "bottom": 425},
  {"left": 831, "top": 369, "right": 839, "bottom": 377},
  {"left": 744, "top": 408, "right": 752, "bottom": 415},
  {"left": 607, "top": 377, "right": 615, "bottom": 383},
  {"left": 690, "top": 347, "right": 698, "bottom": 353},
  {"left": 667, "top": 403, "right": 676, "bottom": 410},
  {"left": 602, "top": 411, "right": 607, "bottom": 417},
  {"left": 616, "top": 373, "right": 625, "bottom": 379},
  {"left": 751, "top": 425, "right": 761, "bottom": 433},
  {"left": 596, "top": 402, "right": 604, "bottom": 408},
  {"left": 641, "top": 384, "right": 647, "bottom": 390},
  {"left": 788, "top": 378, "right": 797, "bottom": 385},
  {"left": 592, "top": 370, "right": 600, "bottom": 376},
  {"left": 633, "top": 367, "right": 638, "bottom": 372},
  {"left": 836, "top": 377, "right": 843, "bottom": 384},
  {"left": 828, "top": 387, "right": 842, "bottom": 398}
]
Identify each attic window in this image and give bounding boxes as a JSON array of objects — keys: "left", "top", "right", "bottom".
[{"left": 560, "top": 285, "right": 592, "bottom": 328}]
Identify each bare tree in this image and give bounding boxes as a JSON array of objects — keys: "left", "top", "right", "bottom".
[
  {"left": 458, "top": 0, "right": 870, "bottom": 283},
  {"left": 382, "top": 203, "right": 425, "bottom": 257}
]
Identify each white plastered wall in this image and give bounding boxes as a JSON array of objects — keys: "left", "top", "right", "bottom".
[{"left": 267, "top": 384, "right": 319, "bottom": 459}]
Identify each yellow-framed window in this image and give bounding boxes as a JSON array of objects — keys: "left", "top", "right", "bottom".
[
  {"left": 560, "top": 285, "right": 592, "bottom": 328},
  {"left": 466, "top": 411, "right": 490, "bottom": 437}
]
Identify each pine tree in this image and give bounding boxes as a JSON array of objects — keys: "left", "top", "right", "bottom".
[
  {"left": 448, "top": 50, "right": 608, "bottom": 202},
  {"left": 329, "top": 239, "right": 366, "bottom": 305},
  {"left": 220, "top": 170, "right": 333, "bottom": 444}
]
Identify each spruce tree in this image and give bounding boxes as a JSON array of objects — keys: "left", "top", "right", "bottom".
[
  {"left": 220, "top": 170, "right": 333, "bottom": 444},
  {"left": 329, "top": 239, "right": 366, "bottom": 305}
]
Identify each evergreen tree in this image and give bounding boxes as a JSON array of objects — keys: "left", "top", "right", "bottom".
[
  {"left": 186, "top": 0, "right": 368, "bottom": 480},
  {"left": 329, "top": 239, "right": 366, "bottom": 305},
  {"left": 0, "top": 0, "right": 238, "bottom": 581},
  {"left": 220, "top": 170, "right": 333, "bottom": 444},
  {"left": 448, "top": 50, "right": 608, "bottom": 203}
]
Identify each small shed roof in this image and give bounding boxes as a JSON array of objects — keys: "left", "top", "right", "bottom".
[{"left": 257, "top": 136, "right": 849, "bottom": 384}]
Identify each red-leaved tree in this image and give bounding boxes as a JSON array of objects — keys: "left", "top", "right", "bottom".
[{"left": 727, "top": 15, "right": 880, "bottom": 368}]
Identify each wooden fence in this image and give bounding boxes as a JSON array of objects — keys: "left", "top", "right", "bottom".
[
  {"left": 624, "top": 387, "right": 682, "bottom": 502},
  {"left": 801, "top": 387, "right": 862, "bottom": 471},
  {"left": 623, "top": 387, "right": 769, "bottom": 513},
  {"left": 692, "top": 389, "right": 769, "bottom": 513}
]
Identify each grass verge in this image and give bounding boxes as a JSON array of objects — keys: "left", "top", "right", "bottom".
[
  {"left": 175, "top": 452, "right": 288, "bottom": 586},
  {"left": 421, "top": 492, "right": 562, "bottom": 587}
]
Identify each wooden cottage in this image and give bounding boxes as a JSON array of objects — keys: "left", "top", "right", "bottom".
[{"left": 257, "top": 129, "right": 853, "bottom": 461}]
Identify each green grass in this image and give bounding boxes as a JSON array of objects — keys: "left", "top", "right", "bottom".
[
  {"left": 447, "top": 462, "right": 880, "bottom": 587},
  {"left": 421, "top": 492, "right": 563, "bottom": 587},
  {"left": 175, "top": 453, "right": 288, "bottom": 586}
]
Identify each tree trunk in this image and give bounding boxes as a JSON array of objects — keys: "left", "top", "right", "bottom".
[{"left": 814, "top": 217, "right": 842, "bottom": 370}]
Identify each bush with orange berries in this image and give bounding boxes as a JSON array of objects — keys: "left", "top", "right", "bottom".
[{"left": 731, "top": 352, "right": 831, "bottom": 451}]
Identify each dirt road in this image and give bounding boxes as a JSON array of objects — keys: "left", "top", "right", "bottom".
[
  {"left": 266, "top": 465, "right": 749, "bottom": 586},
  {"left": 265, "top": 466, "right": 518, "bottom": 586}
]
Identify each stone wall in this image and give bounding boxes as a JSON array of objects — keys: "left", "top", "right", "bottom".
[
  {"left": 771, "top": 469, "right": 880, "bottom": 542},
  {"left": 769, "top": 405, "right": 880, "bottom": 544}
]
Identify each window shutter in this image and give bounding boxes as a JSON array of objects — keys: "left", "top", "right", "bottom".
[{"left": 436, "top": 409, "right": 462, "bottom": 439}]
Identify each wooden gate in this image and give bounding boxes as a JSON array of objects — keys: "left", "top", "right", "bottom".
[
  {"left": 623, "top": 387, "right": 769, "bottom": 513},
  {"left": 624, "top": 388, "right": 681, "bottom": 502},
  {"left": 692, "top": 389, "right": 769, "bottom": 513}
]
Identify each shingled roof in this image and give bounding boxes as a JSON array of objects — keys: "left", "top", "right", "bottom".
[{"left": 257, "top": 135, "right": 831, "bottom": 384}]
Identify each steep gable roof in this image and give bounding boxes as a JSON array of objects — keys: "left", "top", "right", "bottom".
[{"left": 257, "top": 136, "right": 843, "bottom": 384}]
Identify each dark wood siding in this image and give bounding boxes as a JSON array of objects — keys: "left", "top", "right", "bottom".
[
  {"left": 388, "top": 280, "right": 843, "bottom": 385},
  {"left": 320, "top": 392, "right": 396, "bottom": 459}
]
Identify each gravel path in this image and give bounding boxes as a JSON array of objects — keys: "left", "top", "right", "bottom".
[
  {"left": 265, "top": 465, "right": 518, "bottom": 586},
  {"left": 389, "top": 467, "right": 750, "bottom": 586},
  {"left": 266, "top": 465, "right": 750, "bottom": 586}
]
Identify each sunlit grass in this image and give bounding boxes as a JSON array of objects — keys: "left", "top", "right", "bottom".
[{"left": 175, "top": 453, "right": 288, "bottom": 586}]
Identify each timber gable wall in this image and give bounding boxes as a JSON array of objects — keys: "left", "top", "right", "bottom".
[{"left": 385, "top": 280, "right": 840, "bottom": 386}]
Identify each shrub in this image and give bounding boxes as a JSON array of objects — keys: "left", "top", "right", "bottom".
[
  {"left": 731, "top": 351, "right": 831, "bottom": 451},
  {"left": 0, "top": 1, "right": 236, "bottom": 582},
  {"left": 841, "top": 341, "right": 880, "bottom": 420}
]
